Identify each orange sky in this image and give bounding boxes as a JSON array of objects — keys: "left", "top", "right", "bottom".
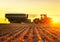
[{"left": 0, "top": 0, "right": 60, "bottom": 23}]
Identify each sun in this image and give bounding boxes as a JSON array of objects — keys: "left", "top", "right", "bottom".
[{"left": 52, "top": 18, "right": 60, "bottom": 23}]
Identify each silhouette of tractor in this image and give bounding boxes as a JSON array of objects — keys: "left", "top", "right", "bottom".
[{"left": 33, "top": 14, "right": 52, "bottom": 24}]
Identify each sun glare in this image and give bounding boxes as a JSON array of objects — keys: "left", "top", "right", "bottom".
[{"left": 52, "top": 18, "right": 60, "bottom": 23}]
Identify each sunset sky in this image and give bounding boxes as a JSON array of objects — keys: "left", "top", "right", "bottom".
[{"left": 0, "top": 0, "right": 60, "bottom": 23}]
